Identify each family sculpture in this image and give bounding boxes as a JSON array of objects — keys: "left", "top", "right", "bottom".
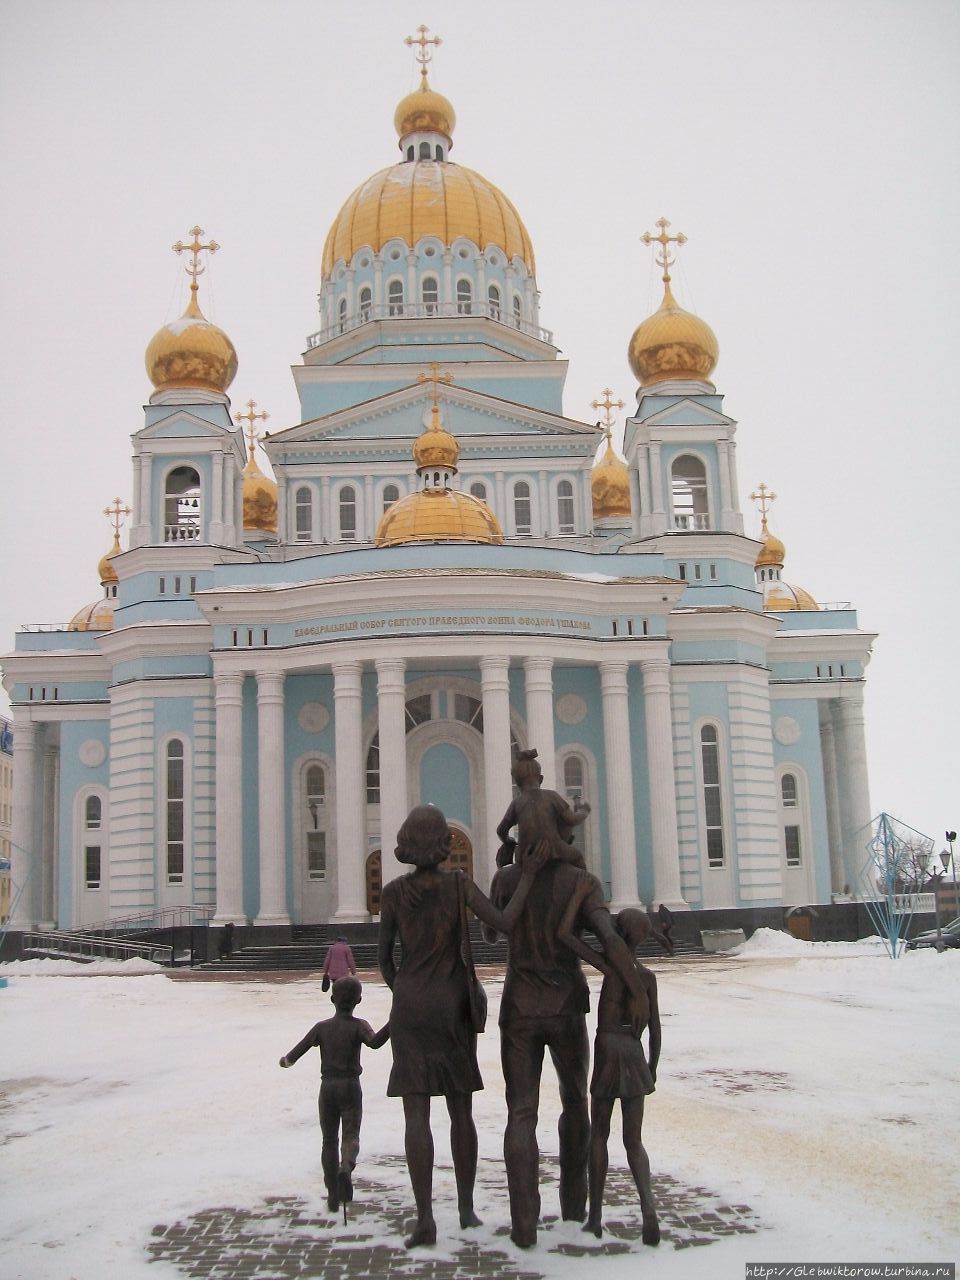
[{"left": 281, "top": 747, "right": 665, "bottom": 1251}]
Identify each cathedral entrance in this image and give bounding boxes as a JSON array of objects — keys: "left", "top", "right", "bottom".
[{"left": 365, "top": 827, "right": 474, "bottom": 917}]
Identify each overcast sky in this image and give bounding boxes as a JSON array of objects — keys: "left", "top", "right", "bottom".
[{"left": 1, "top": 0, "right": 957, "bottom": 849}]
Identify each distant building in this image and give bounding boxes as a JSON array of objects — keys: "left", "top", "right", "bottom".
[{"left": 1, "top": 31, "right": 874, "bottom": 935}]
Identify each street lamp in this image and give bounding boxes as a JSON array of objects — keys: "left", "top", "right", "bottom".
[
  {"left": 917, "top": 849, "right": 943, "bottom": 948},
  {"left": 945, "top": 830, "right": 958, "bottom": 922}
]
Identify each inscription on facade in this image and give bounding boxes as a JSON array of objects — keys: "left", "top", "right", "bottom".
[{"left": 292, "top": 614, "right": 594, "bottom": 638}]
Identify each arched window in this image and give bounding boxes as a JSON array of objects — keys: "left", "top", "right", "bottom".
[
  {"left": 83, "top": 795, "right": 102, "bottom": 890},
  {"left": 388, "top": 279, "right": 404, "bottom": 316},
  {"left": 422, "top": 276, "right": 439, "bottom": 316},
  {"left": 672, "top": 455, "right": 710, "bottom": 530},
  {"left": 165, "top": 740, "right": 185, "bottom": 884},
  {"left": 513, "top": 481, "right": 532, "bottom": 535},
  {"left": 359, "top": 286, "right": 372, "bottom": 322},
  {"left": 382, "top": 483, "right": 400, "bottom": 514},
  {"left": 295, "top": 486, "right": 312, "bottom": 542},
  {"left": 456, "top": 279, "right": 473, "bottom": 315},
  {"left": 305, "top": 764, "right": 327, "bottom": 880},
  {"left": 562, "top": 755, "right": 588, "bottom": 858},
  {"left": 781, "top": 772, "right": 802, "bottom": 867},
  {"left": 699, "top": 725, "right": 725, "bottom": 868},
  {"left": 406, "top": 144, "right": 415, "bottom": 161},
  {"left": 557, "top": 479, "right": 575, "bottom": 534},
  {"left": 419, "top": 140, "right": 431, "bottom": 159},
  {"left": 338, "top": 297, "right": 347, "bottom": 333},
  {"left": 512, "top": 294, "right": 523, "bottom": 328},
  {"left": 488, "top": 283, "right": 501, "bottom": 320},
  {"left": 164, "top": 466, "right": 201, "bottom": 542},
  {"left": 365, "top": 735, "right": 380, "bottom": 804},
  {"left": 435, "top": 144, "right": 443, "bottom": 160},
  {"left": 339, "top": 485, "right": 357, "bottom": 540},
  {"left": 469, "top": 481, "right": 488, "bottom": 502}
]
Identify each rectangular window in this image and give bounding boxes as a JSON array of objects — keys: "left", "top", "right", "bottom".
[
  {"left": 612, "top": 620, "right": 619, "bottom": 636},
  {"left": 678, "top": 564, "right": 687, "bottom": 581},
  {"left": 261, "top": 629, "right": 269, "bottom": 646},
  {"left": 85, "top": 845, "right": 101, "bottom": 890},
  {"left": 190, "top": 577, "right": 197, "bottom": 593},
  {"left": 785, "top": 825, "right": 802, "bottom": 867},
  {"left": 701, "top": 728, "right": 725, "bottom": 868},
  {"left": 159, "top": 577, "right": 166, "bottom": 594},
  {"left": 709, "top": 563, "right": 717, "bottom": 580},
  {"left": 166, "top": 745, "right": 185, "bottom": 884},
  {"left": 694, "top": 563, "right": 702, "bottom": 580},
  {"left": 174, "top": 577, "right": 181, "bottom": 594},
  {"left": 307, "top": 831, "right": 326, "bottom": 880}
]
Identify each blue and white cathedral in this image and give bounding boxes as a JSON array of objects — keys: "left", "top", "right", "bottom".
[{"left": 2, "top": 32, "right": 875, "bottom": 935}]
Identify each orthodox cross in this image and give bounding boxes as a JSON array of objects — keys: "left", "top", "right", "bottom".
[
  {"left": 749, "top": 481, "right": 777, "bottom": 533},
  {"left": 103, "top": 497, "right": 131, "bottom": 538},
  {"left": 641, "top": 217, "right": 687, "bottom": 284},
  {"left": 405, "top": 24, "right": 441, "bottom": 80},
  {"left": 172, "top": 225, "right": 220, "bottom": 284},
  {"left": 417, "top": 362, "right": 454, "bottom": 410},
  {"left": 236, "top": 399, "right": 270, "bottom": 462},
  {"left": 591, "top": 387, "right": 624, "bottom": 433}
]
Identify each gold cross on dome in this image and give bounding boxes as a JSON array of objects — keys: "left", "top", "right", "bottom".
[
  {"left": 172, "top": 225, "right": 220, "bottom": 282},
  {"left": 590, "top": 388, "right": 624, "bottom": 430},
  {"left": 404, "top": 24, "right": 442, "bottom": 80},
  {"left": 103, "top": 497, "right": 131, "bottom": 538},
  {"left": 641, "top": 217, "right": 687, "bottom": 284},
  {"left": 417, "top": 362, "right": 454, "bottom": 409},
  {"left": 236, "top": 399, "right": 270, "bottom": 460},
  {"left": 749, "top": 481, "right": 777, "bottom": 533}
]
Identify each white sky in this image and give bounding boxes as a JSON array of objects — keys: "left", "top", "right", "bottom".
[
  {"left": 3, "top": 946, "right": 959, "bottom": 1274},
  {"left": 1, "top": 0, "right": 957, "bottom": 847}
]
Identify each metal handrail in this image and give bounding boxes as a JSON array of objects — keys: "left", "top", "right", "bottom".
[
  {"left": 78, "top": 903, "right": 215, "bottom": 936},
  {"left": 306, "top": 299, "right": 554, "bottom": 349},
  {"left": 22, "top": 929, "right": 174, "bottom": 966}
]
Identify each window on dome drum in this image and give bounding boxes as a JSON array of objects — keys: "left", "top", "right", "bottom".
[
  {"left": 488, "top": 284, "right": 501, "bottom": 320},
  {"left": 422, "top": 277, "right": 439, "bottom": 316},
  {"left": 557, "top": 479, "right": 575, "bottom": 534},
  {"left": 85, "top": 795, "right": 102, "bottom": 830},
  {"left": 295, "top": 487, "right": 312, "bottom": 542},
  {"left": 700, "top": 725, "right": 725, "bottom": 868},
  {"left": 419, "top": 141, "right": 431, "bottom": 159},
  {"left": 388, "top": 279, "right": 404, "bottom": 316},
  {"left": 781, "top": 773, "right": 798, "bottom": 808},
  {"left": 435, "top": 144, "right": 442, "bottom": 160},
  {"left": 562, "top": 755, "right": 588, "bottom": 857},
  {"left": 469, "top": 481, "right": 488, "bottom": 502},
  {"left": 671, "top": 455, "right": 710, "bottom": 530},
  {"left": 453, "top": 694, "right": 483, "bottom": 732},
  {"left": 359, "top": 286, "right": 372, "bottom": 322},
  {"left": 165, "top": 740, "right": 185, "bottom": 884},
  {"left": 339, "top": 486, "right": 357, "bottom": 540},
  {"left": 513, "top": 295, "right": 523, "bottom": 328},
  {"left": 382, "top": 484, "right": 400, "bottom": 514},
  {"left": 457, "top": 279, "right": 473, "bottom": 315},
  {"left": 405, "top": 694, "right": 432, "bottom": 730},
  {"left": 164, "top": 466, "right": 201, "bottom": 542},
  {"left": 305, "top": 764, "right": 327, "bottom": 878},
  {"left": 513, "top": 482, "right": 532, "bottom": 535},
  {"left": 407, "top": 145, "right": 415, "bottom": 160},
  {"left": 338, "top": 297, "right": 347, "bottom": 333}
]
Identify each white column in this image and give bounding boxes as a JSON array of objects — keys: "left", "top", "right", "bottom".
[
  {"left": 600, "top": 662, "right": 643, "bottom": 911},
  {"left": 727, "top": 438, "right": 743, "bottom": 530},
  {"left": 523, "top": 657, "right": 556, "bottom": 790},
  {"left": 321, "top": 477, "right": 332, "bottom": 542},
  {"left": 834, "top": 693, "right": 873, "bottom": 891},
  {"left": 495, "top": 471, "right": 506, "bottom": 528},
  {"left": 140, "top": 453, "right": 153, "bottom": 544},
  {"left": 375, "top": 658, "right": 408, "bottom": 890},
  {"left": 636, "top": 448, "right": 652, "bottom": 536},
  {"left": 213, "top": 672, "right": 246, "bottom": 924},
  {"left": 255, "top": 671, "right": 289, "bottom": 925},
  {"left": 275, "top": 475, "right": 287, "bottom": 544},
  {"left": 537, "top": 470, "right": 549, "bottom": 535},
  {"left": 475, "top": 252, "right": 487, "bottom": 306},
  {"left": 481, "top": 656, "right": 513, "bottom": 890},
  {"left": 582, "top": 468, "right": 594, "bottom": 529},
  {"left": 333, "top": 661, "right": 368, "bottom": 920},
  {"left": 819, "top": 707, "right": 845, "bottom": 893},
  {"left": 9, "top": 716, "right": 40, "bottom": 929},
  {"left": 39, "top": 745, "right": 59, "bottom": 928},
  {"left": 717, "top": 439, "right": 733, "bottom": 531},
  {"left": 406, "top": 250, "right": 417, "bottom": 311},
  {"left": 641, "top": 659, "right": 687, "bottom": 909},
  {"left": 649, "top": 442, "right": 665, "bottom": 533},
  {"left": 374, "top": 253, "right": 384, "bottom": 309},
  {"left": 442, "top": 250, "right": 453, "bottom": 314},
  {"left": 364, "top": 475, "right": 375, "bottom": 541},
  {"left": 211, "top": 450, "right": 225, "bottom": 542}
]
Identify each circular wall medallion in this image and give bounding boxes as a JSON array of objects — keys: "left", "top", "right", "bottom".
[
  {"left": 555, "top": 694, "right": 587, "bottom": 725},
  {"left": 774, "top": 716, "right": 801, "bottom": 746},
  {"left": 79, "top": 739, "right": 106, "bottom": 768},
  {"left": 298, "top": 702, "right": 330, "bottom": 734}
]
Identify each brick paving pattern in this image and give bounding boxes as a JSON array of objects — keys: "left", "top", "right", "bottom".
[{"left": 147, "top": 1155, "right": 761, "bottom": 1277}]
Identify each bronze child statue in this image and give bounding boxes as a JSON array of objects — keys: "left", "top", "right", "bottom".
[
  {"left": 496, "top": 747, "right": 590, "bottom": 868},
  {"left": 280, "top": 976, "right": 389, "bottom": 1217}
]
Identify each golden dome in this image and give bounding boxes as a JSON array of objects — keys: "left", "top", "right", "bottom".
[
  {"left": 68, "top": 598, "right": 114, "bottom": 632},
  {"left": 755, "top": 517, "right": 819, "bottom": 611},
  {"left": 413, "top": 402, "right": 460, "bottom": 470},
  {"left": 591, "top": 431, "right": 632, "bottom": 521},
  {"left": 755, "top": 528, "right": 786, "bottom": 569},
  {"left": 97, "top": 531, "right": 121, "bottom": 586},
  {"left": 242, "top": 453, "right": 278, "bottom": 534},
  {"left": 628, "top": 282, "right": 719, "bottom": 387},
  {"left": 322, "top": 161, "right": 536, "bottom": 278},
  {"left": 395, "top": 79, "right": 456, "bottom": 142},
  {"left": 376, "top": 488, "right": 503, "bottom": 547},
  {"left": 765, "top": 582, "right": 819, "bottom": 612},
  {"left": 145, "top": 284, "right": 238, "bottom": 394}
]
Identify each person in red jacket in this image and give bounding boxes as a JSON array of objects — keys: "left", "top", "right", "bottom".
[{"left": 322, "top": 935, "right": 357, "bottom": 987}]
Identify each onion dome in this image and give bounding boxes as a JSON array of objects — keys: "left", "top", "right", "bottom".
[
  {"left": 628, "top": 280, "right": 719, "bottom": 387},
  {"left": 395, "top": 78, "right": 456, "bottom": 144},
  {"left": 591, "top": 428, "right": 632, "bottom": 521},
  {"left": 68, "top": 534, "right": 121, "bottom": 632},
  {"left": 754, "top": 513, "right": 819, "bottom": 612},
  {"left": 145, "top": 281, "right": 237, "bottom": 395},
  {"left": 242, "top": 451, "right": 278, "bottom": 534},
  {"left": 97, "top": 530, "right": 121, "bottom": 587},
  {"left": 376, "top": 395, "right": 502, "bottom": 547}
]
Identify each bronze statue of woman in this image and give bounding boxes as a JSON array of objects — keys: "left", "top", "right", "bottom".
[{"left": 378, "top": 805, "right": 545, "bottom": 1248}]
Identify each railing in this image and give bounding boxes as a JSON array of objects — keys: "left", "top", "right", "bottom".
[
  {"left": 80, "top": 904, "right": 215, "bottom": 935},
  {"left": 164, "top": 523, "right": 200, "bottom": 543},
  {"left": 673, "top": 513, "right": 711, "bottom": 531},
  {"left": 306, "top": 299, "right": 554, "bottom": 349},
  {"left": 22, "top": 929, "right": 174, "bottom": 966}
]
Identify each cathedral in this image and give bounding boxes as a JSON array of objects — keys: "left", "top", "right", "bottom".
[{"left": 2, "top": 30, "right": 875, "bottom": 937}]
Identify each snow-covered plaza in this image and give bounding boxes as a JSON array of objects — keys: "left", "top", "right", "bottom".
[{"left": 2, "top": 932, "right": 958, "bottom": 1280}]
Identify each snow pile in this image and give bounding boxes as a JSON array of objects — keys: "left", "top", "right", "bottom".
[
  {"left": 734, "top": 927, "right": 887, "bottom": 956},
  {"left": 0, "top": 956, "right": 165, "bottom": 977}
]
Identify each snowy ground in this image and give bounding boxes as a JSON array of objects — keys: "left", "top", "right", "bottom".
[{"left": 1, "top": 932, "right": 958, "bottom": 1279}]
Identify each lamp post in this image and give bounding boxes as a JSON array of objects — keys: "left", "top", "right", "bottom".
[
  {"left": 947, "top": 831, "right": 958, "bottom": 921},
  {"left": 916, "top": 850, "right": 943, "bottom": 948}
]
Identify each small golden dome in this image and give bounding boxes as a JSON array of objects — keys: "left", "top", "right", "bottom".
[
  {"left": 765, "top": 582, "right": 820, "bottom": 612},
  {"left": 322, "top": 161, "right": 535, "bottom": 278},
  {"left": 628, "top": 282, "right": 719, "bottom": 387},
  {"left": 97, "top": 531, "right": 121, "bottom": 586},
  {"left": 591, "top": 431, "right": 632, "bottom": 521},
  {"left": 413, "top": 403, "right": 460, "bottom": 470},
  {"left": 145, "top": 285, "right": 238, "bottom": 394},
  {"left": 755, "top": 516, "right": 819, "bottom": 611},
  {"left": 68, "top": 598, "right": 115, "bottom": 632},
  {"left": 242, "top": 453, "right": 278, "bottom": 534},
  {"left": 376, "top": 488, "right": 503, "bottom": 547},
  {"left": 755, "top": 529, "right": 786, "bottom": 569},
  {"left": 395, "top": 78, "right": 456, "bottom": 142}
]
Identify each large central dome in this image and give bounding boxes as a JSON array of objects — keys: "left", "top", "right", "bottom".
[{"left": 322, "top": 161, "right": 536, "bottom": 278}]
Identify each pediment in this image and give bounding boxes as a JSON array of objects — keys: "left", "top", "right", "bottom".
[
  {"left": 137, "top": 407, "right": 237, "bottom": 441},
  {"left": 634, "top": 397, "right": 736, "bottom": 430}
]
